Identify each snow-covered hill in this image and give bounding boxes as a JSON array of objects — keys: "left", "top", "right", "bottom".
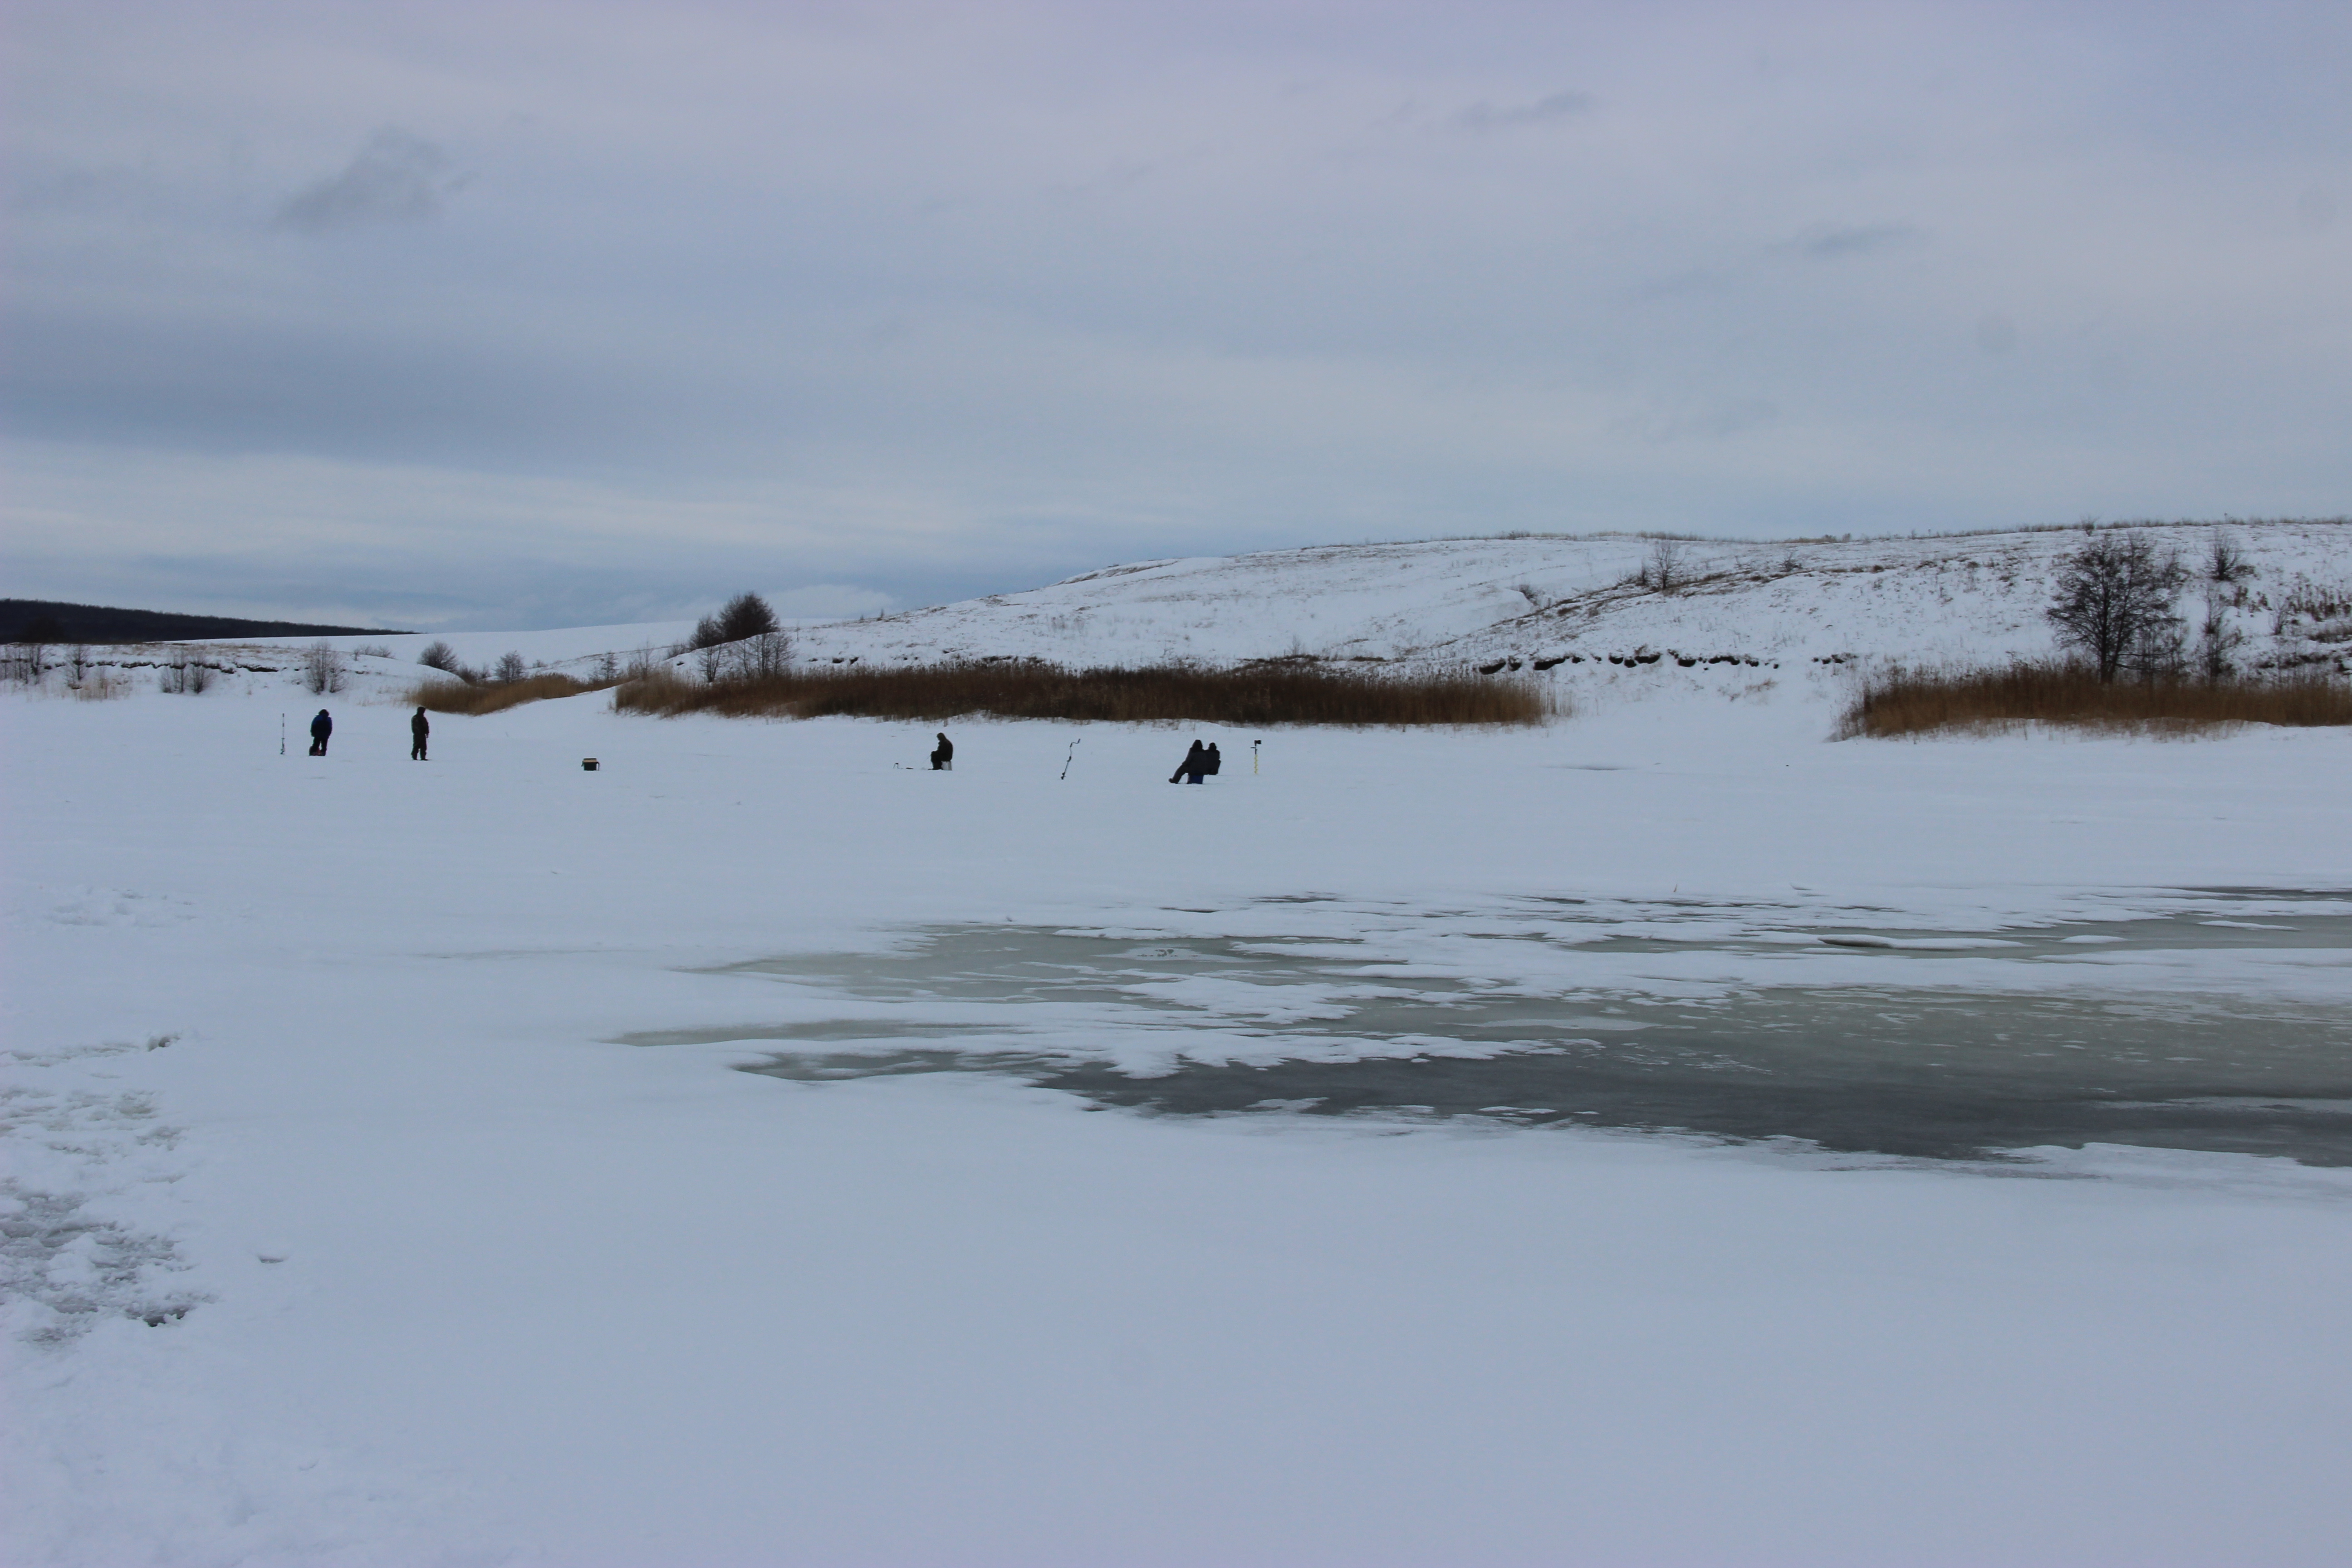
[
  {"left": 14, "top": 519, "right": 2350, "bottom": 706},
  {"left": 781, "top": 519, "right": 2352, "bottom": 681}
]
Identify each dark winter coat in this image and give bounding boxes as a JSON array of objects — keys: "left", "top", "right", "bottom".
[
  {"left": 1203, "top": 744, "right": 1221, "bottom": 776},
  {"left": 310, "top": 710, "right": 333, "bottom": 740},
  {"left": 1170, "top": 740, "right": 1206, "bottom": 784},
  {"left": 411, "top": 710, "right": 430, "bottom": 738}
]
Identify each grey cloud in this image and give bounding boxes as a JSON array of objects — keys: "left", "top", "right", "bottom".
[
  {"left": 275, "top": 128, "right": 462, "bottom": 232},
  {"left": 1450, "top": 90, "right": 1590, "bottom": 132},
  {"left": 1788, "top": 223, "right": 1925, "bottom": 260}
]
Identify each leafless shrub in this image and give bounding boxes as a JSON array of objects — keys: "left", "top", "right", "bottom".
[
  {"left": 2045, "top": 534, "right": 2187, "bottom": 681},
  {"left": 2206, "top": 533, "right": 2255, "bottom": 586},
  {"left": 2197, "top": 591, "right": 2245, "bottom": 681},
  {"left": 725, "top": 630, "right": 792, "bottom": 680},
  {"left": 614, "top": 660, "right": 1551, "bottom": 727},
  {"left": 2273, "top": 577, "right": 2352, "bottom": 635},
  {"left": 158, "top": 653, "right": 216, "bottom": 694},
  {"left": 1838, "top": 660, "right": 2352, "bottom": 738},
  {"left": 302, "top": 640, "right": 346, "bottom": 695},
  {"left": 491, "top": 650, "right": 529, "bottom": 684},
  {"left": 1619, "top": 538, "right": 1688, "bottom": 593},
  {"left": 351, "top": 643, "right": 392, "bottom": 659}
]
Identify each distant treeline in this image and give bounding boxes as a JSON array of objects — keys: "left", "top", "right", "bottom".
[{"left": 0, "top": 599, "right": 400, "bottom": 645}]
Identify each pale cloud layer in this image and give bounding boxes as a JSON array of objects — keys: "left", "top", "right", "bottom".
[{"left": 5, "top": 1, "right": 2348, "bottom": 629}]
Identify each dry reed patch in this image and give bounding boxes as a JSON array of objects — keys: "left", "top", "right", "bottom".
[
  {"left": 408, "top": 673, "right": 617, "bottom": 715},
  {"left": 613, "top": 660, "right": 1551, "bottom": 727},
  {"left": 1838, "top": 661, "right": 2352, "bottom": 739}
]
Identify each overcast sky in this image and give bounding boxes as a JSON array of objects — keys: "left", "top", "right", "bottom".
[{"left": 5, "top": 2, "right": 2348, "bottom": 629}]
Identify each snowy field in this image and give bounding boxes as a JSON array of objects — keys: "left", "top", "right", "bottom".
[{"left": 5, "top": 651, "right": 2351, "bottom": 1565}]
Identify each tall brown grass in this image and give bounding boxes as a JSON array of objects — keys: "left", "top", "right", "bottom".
[
  {"left": 1838, "top": 660, "right": 2352, "bottom": 739},
  {"left": 612, "top": 660, "right": 1551, "bottom": 726},
  {"left": 408, "top": 673, "right": 618, "bottom": 716}
]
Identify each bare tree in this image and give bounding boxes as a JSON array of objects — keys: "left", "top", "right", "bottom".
[
  {"left": 8, "top": 636, "right": 49, "bottom": 685},
  {"left": 689, "top": 591, "right": 781, "bottom": 652},
  {"left": 417, "top": 640, "right": 480, "bottom": 683},
  {"left": 1621, "top": 539, "right": 1687, "bottom": 593},
  {"left": 493, "top": 650, "right": 528, "bottom": 684},
  {"left": 302, "top": 640, "right": 347, "bottom": 695},
  {"left": 717, "top": 592, "right": 779, "bottom": 642},
  {"left": 2045, "top": 534, "right": 2187, "bottom": 681},
  {"left": 730, "top": 629, "right": 791, "bottom": 679},
  {"left": 1647, "top": 539, "right": 1687, "bottom": 593},
  {"left": 698, "top": 633, "right": 787, "bottom": 684}
]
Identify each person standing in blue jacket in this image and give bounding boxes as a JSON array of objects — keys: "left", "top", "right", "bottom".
[{"left": 309, "top": 709, "right": 333, "bottom": 756}]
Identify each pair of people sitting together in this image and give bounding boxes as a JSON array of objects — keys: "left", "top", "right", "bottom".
[{"left": 1169, "top": 740, "right": 1220, "bottom": 784}]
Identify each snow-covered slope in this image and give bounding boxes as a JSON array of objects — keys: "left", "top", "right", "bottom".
[
  {"left": 20, "top": 520, "right": 2352, "bottom": 707},
  {"left": 782, "top": 519, "right": 2352, "bottom": 678}
]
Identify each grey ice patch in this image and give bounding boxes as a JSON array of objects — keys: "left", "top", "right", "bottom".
[
  {"left": 690, "top": 897, "right": 2352, "bottom": 1165},
  {"left": 0, "top": 1182, "right": 204, "bottom": 1343},
  {"left": 46, "top": 888, "right": 196, "bottom": 928},
  {"left": 1, "top": 1042, "right": 205, "bottom": 1342}
]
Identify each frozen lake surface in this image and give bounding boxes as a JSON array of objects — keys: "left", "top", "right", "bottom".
[{"left": 8, "top": 681, "right": 2352, "bottom": 1565}]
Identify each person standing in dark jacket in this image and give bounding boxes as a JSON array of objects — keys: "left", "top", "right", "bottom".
[
  {"left": 309, "top": 709, "right": 333, "bottom": 756},
  {"left": 410, "top": 707, "right": 430, "bottom": 761},
  {"left": 931, "top": 731, "right": 953, "bottom": 770}
]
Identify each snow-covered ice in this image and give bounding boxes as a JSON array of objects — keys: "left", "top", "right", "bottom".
[{"left": 6, "top": 531, "right": 2352, "bottom": 1564}]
